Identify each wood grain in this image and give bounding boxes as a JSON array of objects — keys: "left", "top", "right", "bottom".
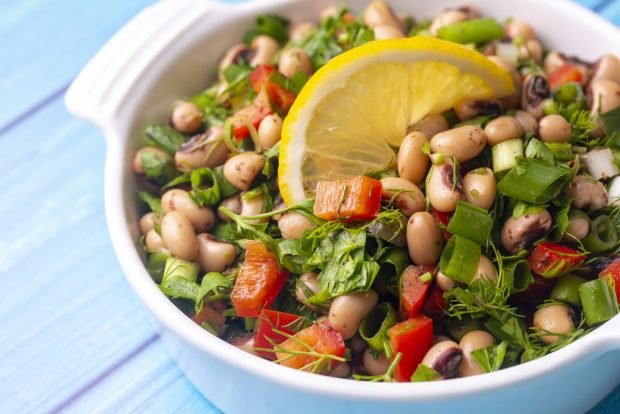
[{"left": 0, "top": 1, "right": 618, "bottom": 413}]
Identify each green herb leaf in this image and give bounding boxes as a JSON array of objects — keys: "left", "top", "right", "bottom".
[
  {"left": 244, "top": 14, "right": 290, "bottom": 45},
  {"left": 601, "top": 107, "right": 620, "bottom": 135},
  {"left": 145, "top": 124, "right": 186, "bottom": 155},
  {"left": 190, "top": 85, "right": 231, "bottom": 126},
  {"left": 411, "top": 364, "right": 442, "bottom": 382},
  {"left": 138, "top": 191, "right": 163, "bottom": 214},
  {"left": 471, "top": 341, "right": 508, "bottom": 372}
]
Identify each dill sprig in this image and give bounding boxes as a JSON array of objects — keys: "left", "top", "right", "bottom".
[{"left": 353, "top": 353, "right": 402, "bottom": 382}]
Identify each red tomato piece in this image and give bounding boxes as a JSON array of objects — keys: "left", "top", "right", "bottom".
[
  {"left": 388, "top": 315, "right": 433, "bottom": 382},
  {"left": 249, "top": 64, "right": 275, "bottom": 92},
  {"left": 548, "top": 64, "right": 583, "bottom": 90},
  {"left": 192, "top": 300, "right": 227, "bottom": 335},
  {"left": 254, "top": 309, "right": 304, "bottom": 360},
  {"left": 313, "top": 176, "right": 382, "bottom": 222},
  {"left": 422, "top": 284, "right": 446, "bottom": 319},
  {"left": 231, "top": 90, "right": 274, "bottom": 139},
  {"left": 230, "top": 240, "right": 289, "bottom": 317},
  {"left": 275, "top": 322, "right": 346, "bottom": 373},
  {"left": 430, "top": 208, "right": 453, "bottom": 241},
  {"left": 401, "top": 264, "right": 435, "bottom": 318},
  {"left": 598, "top": 261, "right": 620, "bottom": 301},
  {"left": 527, "top": 242, "right": 586, "bottom": 278},
  {"left": 265, "top": 82, "right": 297, "bottom": 113}
]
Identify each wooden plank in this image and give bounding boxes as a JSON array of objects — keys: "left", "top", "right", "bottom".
[{"left": 0, "top": 0, "right": 155, "bottom": 129}]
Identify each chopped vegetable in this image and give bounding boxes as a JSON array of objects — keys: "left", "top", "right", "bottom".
[
  {"left": 254, "top": 309, "right": 304, "bottom": 359},
  {"left": 548, "top": 65, "right": 583, "bottom": 90},
  {"left": 598, "top": 261, "right": 620, "bottom": 301},
  {"left": 388, "top": 315, "right": 433, "bottom": 382},
  {"left": 551, "top": 274, "right": 586, "bottom": 306},
  {"left": 437, "top": 18, "right": 504, "bottom": 44},
  {"left": 230, "top": 240, "right": 289, "bottom": 317},
  {"left": 579, "top": 278, "right": 619, "bottom": 326},
  {"left": 492, "top": 138, "right": 524, "bottom": 173},
  {"left": 447, "top": 201, "right": 493, "bottom": 245},
  {"left": 313, "top": 175, "right": 382, "bottom": 222},
  {"left": 439, "top": 235, "right": 481, "bottom": 284},
  {"left": 526, "top": 242, "right": 586, "bottom": 278},
  {"left": 359, "top": 302, "right": 398, "bottom": 356},
  {"left": 400, "top": 264, "right": 434, "bottom": 318},
  {"left": 583, "top": 215, "right": 618, "bottom": 254}
]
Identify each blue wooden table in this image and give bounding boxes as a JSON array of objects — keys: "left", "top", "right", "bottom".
[{"left": 1, "top": 1, "right": 619, "bottom": 413}]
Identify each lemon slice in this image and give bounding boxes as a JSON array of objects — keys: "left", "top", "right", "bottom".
[{"left": 279, "top": 36, "right": 515, "bottom": 205}]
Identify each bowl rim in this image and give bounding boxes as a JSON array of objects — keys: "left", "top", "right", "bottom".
[{"left": 100, "top": 0, "right": 620, "bottom": 402}]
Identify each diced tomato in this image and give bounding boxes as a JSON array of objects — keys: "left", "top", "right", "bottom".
[
  {"left": 275, "top": 322, "right": 346, "bottom": 373},
  {"left": 598, "top": 261, "right": 620, "bottom": 301},
  {"left": 249, "top": 65, "right": 275, "bottom": 92},
  {"left": 422, "top": 284, "right": 446, "bottom": 319},
  {"left": 401, "top": 264, "right": 435, "bottom": 318},
  {"left": 230, "top": 240, "right": 289, "bottom": 317},
  {"left": 388, "top": 315, "right": 433, "bottom": 382},
  {"left": 548, "top": 64, "right": 583, "bottom": 90},
  {"left": 254, "top": 309, "right": 304, "bottom": 360},
  {"left": 313, "top": 175, "right": 382, "bottom": 222},
  {"left": 527, "top": 242, "right": 586, "bottom": 278},
  {"left": 231, "top": 90, "right": 273, "bottom": 139},
  {"left": 265, "top": 82, "right": 297, "bottom": 113},
  {"left": 193, "top": 300, "right": 227, "bottom": 335},
  {"left": 430, "top": 208, "right": 453, "bottom": 241}
]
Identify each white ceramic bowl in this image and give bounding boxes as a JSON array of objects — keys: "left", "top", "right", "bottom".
[{"left": 65, "top": 0, "right": 620, "bottom": 412}]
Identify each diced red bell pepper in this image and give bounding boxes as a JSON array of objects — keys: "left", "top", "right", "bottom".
[
  {"left": 548, "top": 64, "right": 583, "bottom": 90},
  {"left": 231, "top": 89, "right": 274, "bottom": 139},
  {"left": 422, "top": 284, "right": 446, "bottom": 319},
  {"left": 249, "top": 64, "right": 297, "bottom": 113},
  {"left": 598, "top": 261, "right": 620, "bottom": 301},
  {"left": 388, "top": 315, "right": 433, "bottom": 382},
  {"left": 254, "top": 309, "right": 304, "bottom": 360},
  {"left": 401, "top": 264, "right": 435, "bottom": 318},
  {"left": 527, "top": 242, "right": 586, "bottom": 278},
  {"left": 230, "top": 240, "right": 289, "bottom": 317},
  {"left": 313, "top": 175, "right": 382, "bottom": 222},
  {"left": 275, "top": 322, "right": 346, "bottom": 373},
  {"left": 430, "top": 208, "right": 453, "bottom": 241}
]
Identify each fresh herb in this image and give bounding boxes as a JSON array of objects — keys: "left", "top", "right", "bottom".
[
  {"left": 222, "top": 64, "right": 255, "bottom": 107},
  {"left": 190, "top": 85, "right": 232, "bottom": 126},
  {"left": 601, "top": 107, "right": 620, "bottom": 135},
  {"left": 146, "top": 251, "right": 170, "bottom": 283},
  {"left": 138, "top": 191, "right": 163, "bottom": 214},
  {"left": 244, "top": 14, "right": 290, "bottom": 45},
  {"left": 190, "top": 167, "right": 238, "bottom": 207},
  {"left": 471, "top": 341, "right": 508, "bottom": 372},
  {"left": 359, "top": 303, "right": 398, "bottom": 356},
  {"left": 139, "top": 150, "right": 180, "bottom": 185},
  {"left": 365, "top": 208, "right": 407, "bottom": 247},
  {"left": 411, "top": 364, "right": 442, "bottom": 382},
  {"left": 525, "top": 138, "right": 554, "bottom": 164},
  {"left": 145, "top": 124, "right": 186, "bottom": 155}
]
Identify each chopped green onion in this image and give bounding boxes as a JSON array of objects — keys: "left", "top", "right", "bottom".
[
  {"left": 492, "top": 139, "right": 524, "bottom": 173},
  {"left": 359, "top": 303, "right": 398, "bottom": 357},
  {"left": 579, "top": 278, "right": 619, "bottom": 326},
  {"left": 583, "top": 215, "right": 618, "bottom": 254},
  {"left": 584, "top": 148, "right": 619, "bottom": 181},
  {"left": 190, "top": 167, "right": 238, "bottom": 207},
  {"left": 551, "top": 274, "right": 586, "bottom": 306},
  {"left": 437, "top": 18, "right": 504, "bottom": 44},
  {"left": 419, "top": 272, "right": 433, "bottom": 284},
  {"left": 439, "top": 235, "right": 481, "bottom": 284},
  {"left": 504, "top": 259, "right": 533, "bottom": 293},
  {"left": 544, "top": 142, "right": 573, "bottom": 162},
  {"left": 447, "top": 201, "right": 493, "bottom": 245},
  {"left": 496, "top": 157, "right": 574, "bottom": 204},
  {"left": 525, "top": 138, "right": 554, "bottom": 164}
]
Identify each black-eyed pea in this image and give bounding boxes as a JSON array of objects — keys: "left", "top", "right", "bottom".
[
  {"left": 544, "top": 51, "right": 567, "bottom": 76},
  {"left": 514, "top": 110, "right": 538, "bottom": 133},
  {"left": 329, "top": 362, "right": 351, "bottom": 378},
  {"left": 160, "top": 211, "right": 198, "bottom": 260},
  {"left": 139, "top": 212, "right": 157, "bottom": 235},
  {"left": 175, "top": 127, "right": 228, "bottom": 172},
  {"left": 407, "top": 212, "right": 444, "bottom": 265},
  {"left": 257, "top": 114, "right": 282, "bottom": 149},
  {"left": 463, "top": 168, "right": 496, "bottom": 210},
  {"left": 397, "top": 131, "right": 430, "bottom": 185},
  {"left": 171, "top": 101, "right": 203, "bottom": 134},
  {"left": 430, "top": 125, "right": 486, "bottom": 163},
  {"left": 249, "top": 35, "right": 279, "bottom": 67},
  {"left": 289, "top": 21, "right": 316, "bottom": 43},
  {"left": 533, "top": 304, "right": 575, "bottom": 345},
  {"left": 427, "top": 159, "right": 463, "bottom": 213},
  {"left": 408, "top": 114, "right": 449, "bottom": 138},
  {"left": 565, "top": 216, "right": 590, "bottom": 240},
  {"left": 223, "top": 152, "right": 266, "bottom": 191},
  {"left": 278, "top": 47, "right": 313, "bottom": 78},
  {"left": 484, "top": 116, "right": 524, "bottom": 146},
  {"left": 436, "top": 271, "right": 456, "bottom": 292},
  {"left": 219, "top": 44, "right": 250, "bottom": 77},
  {"left": 589, "top": 79, "right": 620, "bottom": 116},
  {"left": 295, "top": 272, "right": 324, "bottom": 313},
  {"left": 363, "top": 0, "right": 403, "bottom": 30},
  {"left": 278, "top": 212, "right": 317, "bottom": 239},
  {"left": 504, "top": 20, "right": 535, "bottom": 40},
  {"left": 161, "top": 189, "right": 215, "bottom": 233},
  {"left": 472, "top": 255, "right": 497, "bottom": 283},
  {"left": 374, "top": 24, "right": 404, "bottom": 39},
  {"left": 145, "top": 230, "right": 166, "bottom": 253},
  {"left": 240, "top": 192, "right": 268, "bottom": 224},
  {"left": 591, "top": 54, "right": 620, "bottom": 84},
  {"left": 522, "top": 74, "right": 550, "bottom": 119},
  {"left": 195, "top": 234, "right": 237, "bottom": 272},
  {"left": 454, "top": 99, "right": 502, "bottom": 121},
  {"left": 363, "top": 348, "right": 391, "bottom": 376},
  {"left": 567, "top": 175, "right": 607, "bottom": 211},
  {"left": 518, "top": 39, "right": 543, "bottom": 63},
  {"left": 421, "top": 340, "right": 463, "bottom": 379},
  {"left": 501, "top": 209, "right": 552, "bottom": 254},
  {"left": 458, "top": 330, "right": 496, "bottom": 377},
  {"left": 538, "top": 115, "right": 571, "bottom": 143},
  {"left": 429, "top": 10, "right": 468, "bottom": 35},
  {"left": 380, "top": 177, "right": 425, "bottom": 216},
  {"left": 328, "top": 291, "right": 379, "bottom": 339},
  {"left": 217, "top": 194, "right": 242, "bottom": 222}
]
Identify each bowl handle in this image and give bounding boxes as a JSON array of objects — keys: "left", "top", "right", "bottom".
[{"left": 64, "top": 0, "right": 226, "bottom": 132}]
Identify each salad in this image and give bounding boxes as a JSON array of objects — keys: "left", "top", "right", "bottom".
[{"left": 132, "top": 1, "right": 620, "bottom": 382}]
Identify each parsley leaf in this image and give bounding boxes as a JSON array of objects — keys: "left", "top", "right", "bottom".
[
  {"left": 138, "top": 191, "right": 163, "bottom": 214},
  {"left": 244, "top": 14, "right": 290, "bottom": 45},
  {"left": 190, "top": 85, "right": 232, "bottom": 126},
  {"left": 145, "top": 124, "right": 186, "bottom": 154},
  {"left": 471, "top": 341, "right": 508, "bottom": 372}
]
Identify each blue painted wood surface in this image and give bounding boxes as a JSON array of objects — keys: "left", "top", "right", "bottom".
[{"left": 0, "top": 1, "right": 619, "bottom": 413}]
